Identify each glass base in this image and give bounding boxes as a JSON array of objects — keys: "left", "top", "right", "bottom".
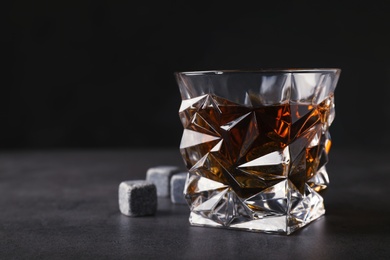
[{"left": 186, "top": 178, "right": 325, "bottom": 235}]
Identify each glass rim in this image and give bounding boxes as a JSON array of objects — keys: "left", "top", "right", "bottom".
[{"left": 175, "top": 68, "right": 341, "bottom": 76}]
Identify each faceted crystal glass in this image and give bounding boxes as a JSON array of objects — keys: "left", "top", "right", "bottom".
[{"left": 175, "top": 69, "right": 341, "bottom": 235}]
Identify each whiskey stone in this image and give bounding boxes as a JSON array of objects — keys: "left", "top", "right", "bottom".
[
  {"left": 170, "top": 172, "right": 188, "bottom": 204},
  {"left": 146, "top": 166, "right": 180, "bottom": 197},
  {"left": 118, "top": 180, "right": 157, "bottom": 217}
]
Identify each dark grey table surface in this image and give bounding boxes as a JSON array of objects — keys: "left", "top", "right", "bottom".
[{"left": 1, "top": 148, "right": 389, "bottom": 259}]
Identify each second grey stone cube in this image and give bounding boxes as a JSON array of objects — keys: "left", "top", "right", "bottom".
[{"left": 146, "top": 166, "right": 180, "bottom": 197}]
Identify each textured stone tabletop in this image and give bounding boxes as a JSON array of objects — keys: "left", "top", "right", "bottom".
[{"left": 1, "top": 148, "right": 389, "bottom": 259}]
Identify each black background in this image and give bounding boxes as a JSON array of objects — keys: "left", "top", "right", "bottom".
[{"left": 3, "top": 1, "right": 390, "bottom": 150}]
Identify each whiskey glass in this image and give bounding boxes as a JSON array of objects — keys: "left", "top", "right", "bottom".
[{"left": 175, "top": 69, "right": 340, "bottom": 235}]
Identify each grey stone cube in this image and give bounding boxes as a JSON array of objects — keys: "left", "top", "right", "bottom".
[
  {"left": 170, "top": 172, "right": 188, "bottom": 205},
  {"left": 146, "top": 166, "right": 180, "bottom": 197},
  {"left": 118, "top": 180, "right": 157, "bottom": 217}
]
